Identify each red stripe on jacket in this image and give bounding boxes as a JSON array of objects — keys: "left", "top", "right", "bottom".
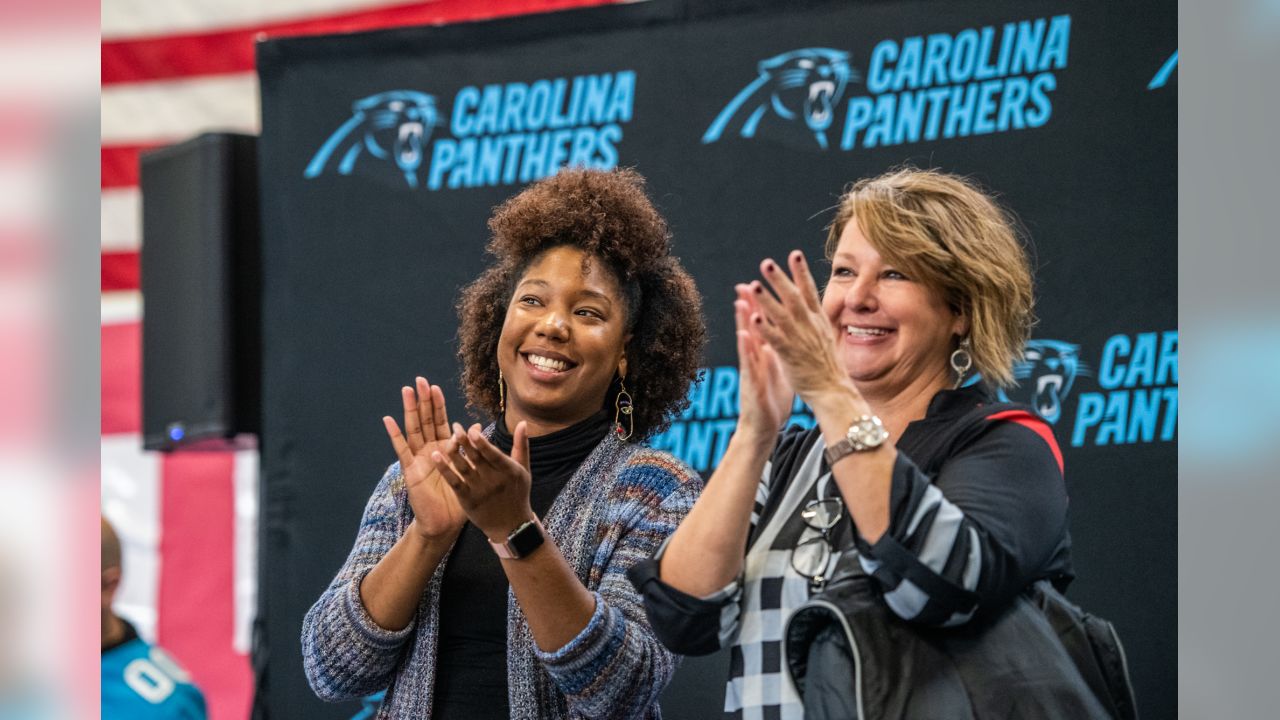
[{"left": 985, "top": 409, "right": 1064, "bottom": 475}]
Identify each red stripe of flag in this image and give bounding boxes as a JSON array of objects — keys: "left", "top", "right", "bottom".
[
  {"left": 103, "top": 250, "right": 141, "bottom": 292},
  {"left": 102, "top": 0, "right": 620, "bottom": 85},
  {"left": 101, "top": 321, "right": 142, "bottom": 435},
  {"left": 158, "top": 452, "right": 252, "bottom": 720},
  {"left": 986, "top": 409, "right": 1065, "bottom": 474},
  {"left": 103, "top": 144, "right": 164, "bottom": 189}
]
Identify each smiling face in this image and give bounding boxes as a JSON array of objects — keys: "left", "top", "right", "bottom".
[
  {"left": 822, "top": 219, "right": 966, "bottom": 399},
  {"left": 496, "top": 245, "right": 630, "bottom": 434}
]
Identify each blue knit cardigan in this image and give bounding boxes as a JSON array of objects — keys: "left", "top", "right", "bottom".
[{"left": 301, "top": 431, "right": 702, "bottom": 719}]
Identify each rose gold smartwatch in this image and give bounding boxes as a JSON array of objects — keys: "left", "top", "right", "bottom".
[{"left": 488, "top": 517, "right": 546, "bottom": 560}]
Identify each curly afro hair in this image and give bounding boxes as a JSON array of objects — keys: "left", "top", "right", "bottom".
[{"left": 457, "top": 168, "right": 706, "bottom": 441}]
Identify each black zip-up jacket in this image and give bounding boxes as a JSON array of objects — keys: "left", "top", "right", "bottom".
[{"left": 630, "top": 387, "right": 1083, "bottom": 718}]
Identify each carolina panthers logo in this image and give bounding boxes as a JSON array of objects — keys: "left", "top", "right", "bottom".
[
  {"left": 703, "top": 48, "right": 857, "bottom": 149},
  {"left": 1147, "top": 50, "right": 1177, "bottom": 90},
  {"left": 304, "top": 91, "right": 441, "bottom": 188},
  {"left": 997, "top": 340, "right": 1092, "bottom": 424}
]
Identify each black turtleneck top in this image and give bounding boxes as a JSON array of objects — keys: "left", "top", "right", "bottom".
[{"left": 431, "top": 410, "right": 611, "bottom": 718}]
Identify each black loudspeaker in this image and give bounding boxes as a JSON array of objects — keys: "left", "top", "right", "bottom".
[{"left": 140, "top": 132, "right": 261, "bottom": 451}]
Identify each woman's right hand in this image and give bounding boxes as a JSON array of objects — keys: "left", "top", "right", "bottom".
[
  {"left": 733, "top": 283, "right": 794, "bottom": 447},
  {"left": 383, "top": 377, "right": 465, "bottom": 541}
]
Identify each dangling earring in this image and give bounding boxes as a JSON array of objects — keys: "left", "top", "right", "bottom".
[
  {"left": 614, "top": 378, "right": 634, "bottom": 441},
  {"left": 950, "top": 337, "right": 973, "bottom": 389},
  {"left": 498, "top": 370, "right": 505, "bottom": 414}
]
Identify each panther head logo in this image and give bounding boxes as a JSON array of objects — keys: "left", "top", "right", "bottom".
[
  {"left": 304, "top": 91, "right": 442, "bottom": 188},
  {"left": 703, "top": 48, "right": 858, "bottom": 149},
  {"left": 997, "top": 340, "right": 1092, "bottom": 424}
]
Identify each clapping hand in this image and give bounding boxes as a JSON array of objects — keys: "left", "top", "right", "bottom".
[
  {"left": 383, "top": 377, "right": 466, "bottom": 541},
  {"left": 749, "top": 251, "right": 850, "bottom": 402},
  {"left": 432, "top": 422, "right": 536, "bottom": 543},
  {"left": 734, "top": 283, "right": 794, "bottom": 443}
]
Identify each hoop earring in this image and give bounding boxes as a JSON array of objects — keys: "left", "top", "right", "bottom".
[
  {"left": 614, "top": 379, "right": 634, "bottom": 441},
  {"left": 950, "top": 337, "right": 973, "bottom": 389},
  {"left": 498, "top": 370, "right": 505, "bottom": 414}
]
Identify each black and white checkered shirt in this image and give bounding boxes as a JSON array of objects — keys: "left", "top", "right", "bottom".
[{"left": 631, "top": 387, "right": 1074, "bottom": 720}]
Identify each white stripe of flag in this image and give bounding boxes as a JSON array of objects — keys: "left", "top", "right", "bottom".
[
  {"left": 103, "top": 0, "right": 408, "bottom": 39},
  {"left": 101, "top": 73, "right": 260, "bottom": 145},
  {"left": 101, "top": 188, "right": 141, "bottom": 252}
]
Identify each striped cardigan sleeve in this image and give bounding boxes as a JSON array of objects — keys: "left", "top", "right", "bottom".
[
  {"left": 855, "top": 412, "right": 1069, "bottom": 627},
  {"left": 535, "top": 451, "right": 703, "bottom": 719},
  {"left": 301, "top": 462, "right": 416, "bottom": 701}
]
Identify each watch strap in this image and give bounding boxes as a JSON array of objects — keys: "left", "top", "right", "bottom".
[
  {"left": 489, "top": 517, "right": 545, "bottom": 560},
  {"left": 823, "top": 414, "right": 888, "bottom": 467},
  {"left": 823, "top": 438, "right": 858, "bottom": 467}
]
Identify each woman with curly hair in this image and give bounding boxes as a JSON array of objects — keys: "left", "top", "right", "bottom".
[{"left": 301, "top": 168, "right": 707, "bottom": 719}]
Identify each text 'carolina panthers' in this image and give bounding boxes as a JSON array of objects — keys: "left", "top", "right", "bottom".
[
  {"left": 429, "top": 71, "right": 635, "bottom": 190},
  {"left": 842, "top": 15, "right": 1071, "bottom": 150}
]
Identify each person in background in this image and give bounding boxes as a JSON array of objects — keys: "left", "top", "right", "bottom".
[
  {"left": 302, "top": 168, "right": 707, "bottom": 719},
  {"left": 102, "top": 517, "right": 207, "bottom": 720},
  {"left": 633, "top": 168, "right": 1099, "bottom": 718}
]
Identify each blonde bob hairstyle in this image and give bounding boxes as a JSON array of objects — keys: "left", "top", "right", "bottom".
[{"left": 825, "top": 167, "right": 1034, "bottom": 390}]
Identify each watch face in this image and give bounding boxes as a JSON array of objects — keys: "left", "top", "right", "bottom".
[
  {"left": 848, "top": 415, "right": 888, "bottom": 449},
  {"left": 508, "top": 520, "right": 545, "bottom": 558}
]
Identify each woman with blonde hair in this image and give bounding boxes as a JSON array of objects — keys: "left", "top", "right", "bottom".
[{"left": 633, "top": 168, "right": 1131, "bottom": 718}]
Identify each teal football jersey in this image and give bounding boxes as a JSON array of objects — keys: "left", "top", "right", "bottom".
[{"left": 102, "top": 635, "right": 206, "bottom": 720}]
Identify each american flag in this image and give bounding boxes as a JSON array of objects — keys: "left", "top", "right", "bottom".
[{"left": 100, "top": 2, "right": 621, "bottom": 718}]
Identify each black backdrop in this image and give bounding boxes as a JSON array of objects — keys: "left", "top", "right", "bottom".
[{"left": 255, "top": 1, "right": 1176, "bottom": 717}]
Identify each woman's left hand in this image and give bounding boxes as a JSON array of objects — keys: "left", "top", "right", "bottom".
[
  {"left": 432, "top": 422, "right": 536, "bottom": 542},
  {"left": 750, "top": 250, "right": 851, "bottom": 402}
]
